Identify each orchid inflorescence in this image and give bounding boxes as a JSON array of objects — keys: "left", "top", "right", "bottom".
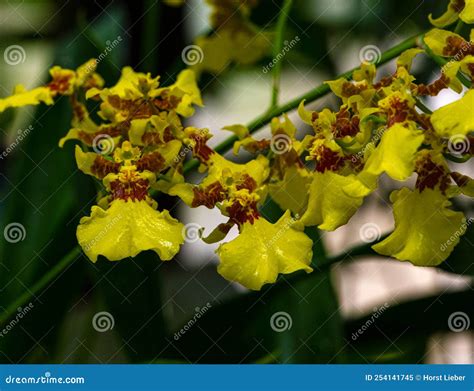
[{"left": 0, "top": 0, "right": 473, "bottom": 291}]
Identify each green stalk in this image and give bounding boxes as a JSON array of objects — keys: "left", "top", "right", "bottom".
[
  {"left": 0, "top": 247, "right": 82, "bottom": 325},
  {"left": 269, "top": 0, "right": 293, "bottom": 109}
]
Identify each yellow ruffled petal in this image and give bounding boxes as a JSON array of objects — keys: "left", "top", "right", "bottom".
[
  {"left": 431, "top": 90, "right": 474, "bottom": 137},
  {"left": 373, "top": 188, "right": 467, "bottom": 266},
  {"left": 0, "top": 85, "right": 54, "bottom": 113},
  {"left": 216, "top": 211, "right": 313, "bottom": 290},
  {"left": 301, "top": 171, "right": 371, "bottom": 230},
  {"left": 77, "top": 199, "right": 184, "bottom": 262},
  {"left": 362, "top": 123, "right": 424, "bottom": 181}
]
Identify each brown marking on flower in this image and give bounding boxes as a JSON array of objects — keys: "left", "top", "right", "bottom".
[
  {"left": 236, "top": 174, "right": 257, "bottom": 191},
  {"left": 110, "top": 178, "right": 149, "bottom": 201},
  {"left": 107, "top": 96, "right": 154, "bottom": 119},
  {"left": 91, "top": 156, "right": 120, "bottom": 179},
  {"left": 451, "top": 171, "right": 471, "bottom": 187},
  {"left": 443, "top": 35, "right": 473, "bottom": 58},
  {"left": 415, "top": 157, "right": 450, "bottom": 193},
  {"left": 332, "top": 107, "right": 360, "bottom": 137},
  {"left": 136, "top": 151, "right": 165, "bottom": 172},
  {"left": 191, "top": 134, "right": 214, "bottom": 162},
  {"left": 153, "top": 93, "right": 180, "bottom": 111},
  {"left": 191, "top": 181, "right": 226, "bottom": 208},
  {"left": 315, "top": 146, "right": 345, "bottom": 173},
  {"left": 452, "top": 0, "right": 466, "bottom": 13},
  {"left": 227, "top": 200, "right": 260, "bottom": 226},
  {"left": 386, "top": 98, "right": 410, "bottom": 127},
  {"left": 341, "top": 81, "right": 367, "bottom": 97},
  {"left": 373, "top": 75, "right": 394, "bottom": 89},
  {"left": 48, "top": 72, "right": 74, "bottom": 95},
  {"left": 413, "top": 73, "right": 449, "bottom": 96},
  {"left": 78, "top": 126, "right": 122, "bottom": 145}
]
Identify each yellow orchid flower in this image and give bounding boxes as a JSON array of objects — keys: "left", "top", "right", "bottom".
[
  {"left": 0, "top": 59, "right": 103, "bottom": 113},
  {"left": 190, "top": 0, "right": 270, "bottom": 75},
  {"left": 76, "top": 141, "right": 185, "bottom": 262},
  {"left": 373, "top": 187, "right": 467, "bottom": 265},
  {"left": 217, "top": 210, "right": 313, "bottom": 290}
]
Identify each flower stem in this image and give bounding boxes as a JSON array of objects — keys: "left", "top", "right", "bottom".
[
  {"left": 269, "top": 0, "right": 293, "bottom": 110},
  {"left": 0, "top": 246, "right": 82, "bottom": 325}
]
